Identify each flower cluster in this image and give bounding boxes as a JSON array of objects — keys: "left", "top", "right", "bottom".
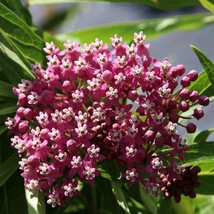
[
  {"left": 161, "top": 166, "right": 201, "bottom": 202},
  {"left": 6, "top": 32, "right": 209, "bottom": 206}
]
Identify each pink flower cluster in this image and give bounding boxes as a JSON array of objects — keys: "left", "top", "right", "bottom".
[{"left": 6, "top": 32, "right": 209, "bottom": 206}]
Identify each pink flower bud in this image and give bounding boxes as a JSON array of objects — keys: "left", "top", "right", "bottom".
[
  {"left": 18, "top": 93, "right": 27, "bottom": 105},
  {"left": 179, "top": 89, "right": 190, "bottom": 100},
  {"left": 16, "top": 107, "right": 25, "bottom": 117},
  {"left": 62, "top": 80, "right": 73, "bottom": 91},
  {"left": 181, "top": 76, "right": 190, "bottom": 87},
  {"left": 193, "top": 108, "right": 204, "bottom": 120},
  {"left": 102, "top": 70, "right": 113, "bottom": 83},
  {"left": 189, "top": 91, "right": 199, "bottom": 102},
  {"left": 171, "top": 65, "right": 185, "bottom": 78},
  {"left": 144, "top": 130, "right": 155, "bottom": 142},
  {"left": 186, "top": 123, "right": 197, "bottom": 133},
  {"left": 169, "top": 112, "right": 179, "bottom": 123},
  {"left": 23, "top": 108, "right": 34, "bottom": 120},
  {"left": 179, "top": 101, "right": 189, "bottom": 112},
  {"left": 199, "top": 95, "right": 210, "bottom": 106},
  {"left": 177, "top": 64, "right": 185, "bottom": 76},
  {"left": 18, "top": 121, "right": 29, "bottom": 133},
  {"left": 187, "top": 70, "right": 198, "bottom": 81},
  {"left": 40, "top": 128, "right": 50, "bottom": 140},
  {"left": 128, "top": 90, "right": 138, "bottom": 101}
]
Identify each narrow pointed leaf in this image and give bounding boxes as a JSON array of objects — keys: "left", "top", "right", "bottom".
[
  {"left": 194, "top": 129, "right": 214, "bottom": 143},
  {"left": 1, "top": 0, "right": 32, "bottom": 25},
  {"left": 111, "top": 180, "right": 131, "bottom": 214},
  {"left": 157, "top": 197, "right": 172, "bottom": 214},
  {"left": 196, "top": 175, "right": 214, "bottom": 195},
  {"left": 0, "top": 52, "right": 34, "bottom": 85},
  {"left": 0, "top": 81, "right": 16, "bottom": 99},
  {"left": 0, "top": 3, "right": 45, "bottom": 65},
  {"left": 25, "top": 189, "right": 46, "bottom": 214},
  {"left": 28, "top": 0, "right": 201, "bottom": 10},
  {"left": 57, "top": 14, "right": 214, "bottom": 44},
  {"left": 0, "top": 153, "right": 19, "bottom": 187},
  {"left": 199, "top": 0, "right": 214, "bottom": 13},
  {"left": 0, "top": 125, "right": 7, "bottom": 136},
  {"left": 191, "top": 45, "right": 214, "bottom": 88},
  {"left": 0, "top": 102, "right": 17, "bottom": 116},
  {"left": 184, "top": 141, "right": 214, "bottom": 166},
  {"left": 139, "top": 184, "right": 157, "bottom": 214}
]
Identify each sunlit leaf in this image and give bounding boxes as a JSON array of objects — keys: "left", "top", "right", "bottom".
[
  {"left": 139, "top": 184, "right": 157, "bottom": 214},
  {"left": 199, "top": 0, "right": 214, "bottom": 13},
  {"left": 57, "top": 14, "right": 214, "bottom": 45},
  {"left": 0, "top": 3, "right": 45, "bottom": 66},
  {"left": 1, "top": 0, "right": 32, "bottom": 25},
  {"left": 25, "top": 188, "right": 46, "bottom": 214},
  {"left": 111, "top": 180, "right": 131, "bottom": 214},
  {"left": 184, "top": 141, "right": 214, "bottom": 166},
  {"left": 0, "top": 52, "right": 34, "bottom": 85},
  {"left": 191, "top": 45, "right": 214, "bottom": 88},
  {"left": 28, "top": 0, "right": 201, "bottom": 10}
]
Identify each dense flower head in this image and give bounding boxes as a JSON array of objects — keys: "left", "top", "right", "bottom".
[{"left": 6, "top": 32, "right": 209, "bottom": 206}]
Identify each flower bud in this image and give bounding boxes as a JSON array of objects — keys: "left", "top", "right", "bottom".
[
  {"left": 17, "top": 107, "right": 25, "bottom": 117},
  {"left": 181, "top": 76, "right": 190, "bottom": 87},
  {"left": 179, "top": 89, "right": 190, "bottom": 100},
  {"left": 199, "top": 95, "right": 210, "bottom": 106},
  {"left": 189, "top": 91, "right": 199, "bottom": 102},
  {"left": 186, "top": 123, "right": 197, "bottom": 133},
  {"left": 23, "top": 108, "right": 34, "bottom": 120},
  {"left": 18, "top": 93, "right": 27, "bottom": 105},
  {"left": 18, "top": 121, "right": 29, "bottom": 133},
  {"left": 102, "top": 70, "right": 113, "bottom": 83},
  {"left": 187, "top": 70, "right": 198, "bottom": 81},
  {"left": 193, "top": 108, "right": 204, "bottom": 120},
  {"left": 179, "top": 101, "right": 189, "bottom": 112}
]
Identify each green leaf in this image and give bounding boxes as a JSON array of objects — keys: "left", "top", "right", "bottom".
[
  {"left": 0, "top": 102, "right": 17, "bottom": 116},
  {"left": 157, "top": 197, "right": 172, "bottom": 214},
  {"left": 139, "top": 184, "right": 157, "bottom": 214},
  {"left": 0, "top": 81, "right": 16, "bottom": 99},
  {"left": 188, "top": 71, "right": 211, "bottom": 95},
  {"left": 171, "top": 198, "right": 195, "bottom": 214},
  {"left": 0, "top": 153, "right": 19, "bottom": 187},
  {"left": 0, "top": 170, "right": 28, "bottom": 214},
  {"left": 0, "top": 3, "right": 45, "bottom": 66},
  {"left": 194, "top": 129, "right": 214, "bottom": 143},
  {"left": 191, "top": 45, "right": 214, "bottom": 89},
  {"left": 0, "top": 125, "right": 7, "bottom": 136},
  {"left": 25, "top": 189, "right": 46, "bottom": 214},
  {"left": 57, "top": 14, "right": 214, "bottom": 45},
  {"left": 199, "top": 0, "right": 214, "bottom": 13},
  {"left": 184, "top": 141, "right": 214, "bottom": 166},
  {"left": 28, "top": 0, "right": 201, "bottom": 10},
  {"left": 111, "top": 180, "right": 131, "bottom": 214},
  {"left": 0, "top": 52, "right": 34, "bottom": 85},
  {"left": 1, "top": 0, "right": 32, "bottom": 25},
  {"left": 196, "top": 175, "right": 214, "bottom": 195}
]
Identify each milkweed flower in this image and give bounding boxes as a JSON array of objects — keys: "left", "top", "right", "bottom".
[{"left": 6, "top": 32, "right": 209, "bottom": 207}]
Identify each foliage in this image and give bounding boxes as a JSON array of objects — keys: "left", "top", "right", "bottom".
[{"left": 0, "top": 0, "right": 214, "bottom": 213}]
